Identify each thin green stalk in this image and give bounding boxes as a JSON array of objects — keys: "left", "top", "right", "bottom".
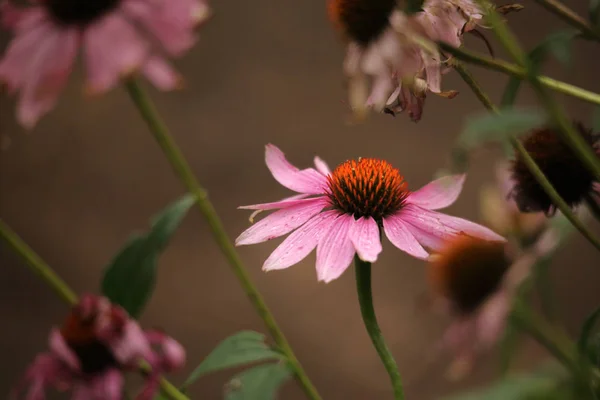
[
  {"left": 0, "top": 219, "right": 77, "bottom": 305},
  {"left": 452, "top": 62, "right": 600, "bottom": 251},
  {"left": 475, "top": 0, "right": 600, "bottom": 181},
  {"left": 354, "top": 256, "right": 404, "bottom": 400},
  {"left": 532, "top": 0, "right": 600, "bottom": 41},
  {"left": 0, "top": 219, "right": 190, "bottom": 400},
  {"left": 438, "top": 42, "right": 600, "bottom": 106},
  {"left": 123, "top": 79, "right": 322, "bottom": 400}
]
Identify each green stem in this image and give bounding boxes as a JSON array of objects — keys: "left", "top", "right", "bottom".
[
  {"left": 354, "top": 256, "right": 404, "bottom": 400},
  {"left": 451, "top": 62, "right": 600, "bottom": 251},
  {"left": 0, "top": 219, "right": 78, "bottom": 305},
  {"left": 0, "top": 219, "right": 189, "bottom": 400},
  {"left": 532, "top": 0, "right": 600, "bottom": 41},
  {"left": 475, "top": 0, "right": 600, "bottom": 181},
  {"left": 438, "top": 42, "right": 600, "bottom": 106},
  {"left": 123, "top": 79, "right": 322, "bottom": 400}
]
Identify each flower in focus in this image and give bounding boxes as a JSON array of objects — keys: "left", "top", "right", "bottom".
[
  {"left": 509, "top": 123, "right": 600, "bottom": 216},
  {"left": 13, "top": 294, "right": 185, "bottom": 400},
  {"left": 327, "top": 0, "right": 483, "bottom": 121},
  {"left": 235, "top": 144, "right": 504, "bottom": 283},
  {"left": 428, "top": 232, "right": 554, "bottom": 379},
  {"left": 480, "top": 163, "right": 547, "bottom": 243},
  {"left": 0, "top": 0, "right": 210, "bottom": 128}
]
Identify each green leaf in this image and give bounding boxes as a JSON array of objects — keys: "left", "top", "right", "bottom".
[
  {"left": 529, "top": 30, "right": 577, "bottom": 70},
  {"left": 183, "top": 331, "right": 284, "bottom": 388},
  {"left": 578, "top": 306, "right": 600, "bottom": 356},
  {"left": 498, "top": 321, "right": 521, "bottom": 376},
  {"left": 225, "top": 363, "right": 292, "bottom": 400},
  {"left": 458, "top": 109, "right": 547, "bottom": 149},
  {"left": 591, "top": 0, "right": 600, "bottom": 27},
  {"left": 501, "top": 77, "right": 522, "bottom": 108},
  {"left": 101, "top": 194, "right": 194, "bottom": 317},
  {"left": 404, "top": 0, "right": 425, "bottom": 14}
]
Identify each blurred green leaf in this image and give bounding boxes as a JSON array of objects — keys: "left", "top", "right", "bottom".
[
  {"left": 579, "top": 307, "right": 600, "bottom": 356},
  {"left": 501, "top": 77, "right": 523, "bottom": 108},
  {"left": 183, "top": 331, "right": 284, "bottom": 388},
  {"left": 225, "top": 363, "right": 292, "bottom": 400},
  {"left": 458, "top": 109, "right": 547, "bottom": 149},
  {"left": 499, "top": 321, "right": 521, "bottom": 376},
  {"left": 444, "top": 363, "right": 569, "bottom": 400},
  {"left": 529, "top": 30, "right": 577, "bottom": 71},
  {"left": 101, "top": 194, "right": 194, "bottom": 317},
  {"left": 591, "top": 0, "right": 600, "bottom": 27},
  {"left": 404, "top": 0, "right": 425, "bottom": 14}
]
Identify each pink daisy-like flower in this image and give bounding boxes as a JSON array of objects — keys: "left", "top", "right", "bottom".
[
  {"left": 428, "top": 232, "right": 557, "bottom": 380},
  {"left": 0, "top": 0, "right": 210, "bottom": 128},
  {"left": 327, "top": 0, "right": 483, "bottom": 121},
  {"left": 235, "top": 144, "right": 504, "bottom": 283},
  {"left": 12, "top": 294, "right": 185, "bottom": 400}
]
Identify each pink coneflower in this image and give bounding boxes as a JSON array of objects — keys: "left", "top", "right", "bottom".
[
  {"left": 428, "top": 232, "right": 555, "bottom": 379},
  {"left": 12, "top": 294, "right": 185, "bottom": 400},
  {"left": 327, "top": 0, "right": 482, "bottom": 121},
  {"left": 235, "top": 144, "right": 504, "bottom": 283},
  {"left": 0, "top": 0, "right": 210, "bottom": 128}
]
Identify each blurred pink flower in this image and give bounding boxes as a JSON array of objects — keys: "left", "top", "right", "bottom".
[
  {"left": 328, "top": 0, "right": 482, "bottom": 121},
  {"left": 12, "top": 294, "right": 185, "bottom": 400},
  {"left": 0, "top": 0, "right": 210, "bottom": 128},
  {"left": 428, "top": 231, "right": 557, "bottom": 380},
  {"left": 235, "top": 144, "right": 504, "bottom": 283}
]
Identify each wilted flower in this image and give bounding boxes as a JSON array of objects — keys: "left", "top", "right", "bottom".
[
  {"left": 509, "top": 123, "right": 600, "bottom": 216},
  {"left": 12, "top": 294, "right": 185, "bottom": 400},
  {"left": 480, "top": 163, "right": 547, "bottom": 242},
  {"left": 0, "top": 0, "right": 210, "bottom": 128},
  {"left": 235, "top": 144, "right": 503, "bottom": 283},
  {"left": 428, "top": 232, "right": 556, "bottom": 379},
  {"left": 327, "top": 0, "right": 483, "bottom": 121}
]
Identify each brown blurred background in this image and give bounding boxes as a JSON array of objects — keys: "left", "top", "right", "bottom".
[{"left": 2, "top": 0, "right": 600, "bottom": 398}]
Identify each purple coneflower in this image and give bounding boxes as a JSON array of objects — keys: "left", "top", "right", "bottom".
[
  {"left": 0, "top": 0, "right": 210, "bottom": 128},
  {"left": 13, "top": 294, "right": 185, "bottom": 400},
  {"left": 235, "top": 144, "right": 504, "bottom": 283}
]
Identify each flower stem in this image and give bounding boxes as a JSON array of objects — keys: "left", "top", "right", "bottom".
[
  {"left": 532, "top": 0, "right": 600, "bottom": 41},
  {"left": 354, "top": 256, "right": 404, "bottom": 400},
  {"left": 438, "top": 42, "right": 600, "bottom": 107},
  {"left": 475, "top": 0, "right": 600, "bottom": 182},
  {"left": 0, "top": 219, "right": 189, "bottom": 400},
  {"left": 123, "top": 79, "right": 322, "bottom": 400},
  {"left": 451, "top": 62, "right": 600, "bottom": 252},
  {"left": 0, "top": 219, "right": 77, "bottom": 305}
]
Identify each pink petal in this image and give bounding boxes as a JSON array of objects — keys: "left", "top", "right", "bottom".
[
  {"left": 83, "top": 14, "right": 148, "bottom": 94},
  {"left": 145, "top": 330, "right": 186, "bottom": 371},
  {"left": 382, "top": 215, "right": 429, "bottom": 259},
  {"left": 141, "top": 56, "right": 182, "bottom": 90},
  {"left": 239, "top": 196, "right": 327, "bottom": 211},
  {"left": 236, "top": 199, "right": 327, "bottom": 245},
  {"left": 400, "top": 205, "right": 505, "bottom": 250},
  {"left": 48, "top": 329, "right": 80, "bottom": 371},
  {"left": 406, "top": 174, "right": 465, "bottom": 210},
  {"left": 89, "top": 369, "right": 123, "bottom": 400},
  {"left": 265, "top": 144, "right": 327, "bottom": 194},
  {"left": 263, "top": 211, "right": 338, "bottom": 271},
  {"left": 12, "top": 353, "right": 70, "bottom": 400},
  {"left": 348, "top": 216, "right": 382, "bottom": 262},
  {"left": 17, "top": 28, "right": 78, "bottom": 128},
  {"left": 316, "top": 214, "right": 355, "bottom": 283},
  {"left": 476, "top": 291, "right": 510, "bottom": 350},
  {"left": 314, "top": 156, "right": 331, "bottom": 176},
  {"left": 108, "top": 320, "right": 153, "bottom": 366}
]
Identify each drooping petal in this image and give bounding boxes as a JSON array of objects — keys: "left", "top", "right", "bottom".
[
  {"left": 382, "top": 215, "right": 429, "bottom": 259},
  {"left": 316, "top": 214, "right": 355, "bottom": 283},
  {"left": 107, "top": 320, "right": 153, "bottom": 366},
  {"left": 11, "top": 353, "right": 72, "bottom": 400},
  {"left": 89, "top": 369, "right": 123, "bottom": 400},
  {"left": 265, "top": 144, "right": 327, "bottom": 194},
  {"left": 348, "top": 216, "right": 382, "bottom": 262},
  {"left": 400, "top": 205, "right": 505, "bottom": 251},
  {"left": 141, "top": 56, "right": 182, "bottom": 90},
  {"left": 83, "top": 14, "right": 148, "bottom": 94},
  {"left": 314, "top": 156, "right": 331, "bottom": 176},
  {"left": 17, "top": 28, "right": 78, "bottom": 128},
  {"left": 475, "top": 291, "right": 510, "bottom": 350},
  {"left": 263, "top": 211, "right": 338, "bottom": 271},
  {"left": 236, "top": 198, "right": 328, "bottom": 245},
  {"left": 48, "top": 329, "right": 80, "bottom": 371},
  {"left": 239, "top": 196, "right": 327, "bottom": 211},
  {"left": 406, "top": 174, "right": 466, "bottom": 210},
  {"left": 144, "top": 330, "right": 186, "bottom": 371}
]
